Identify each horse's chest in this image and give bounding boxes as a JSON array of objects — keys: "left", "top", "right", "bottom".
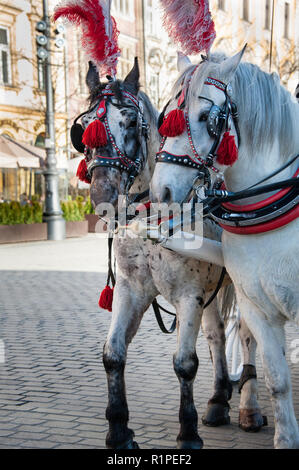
[{"left": 148, "top": 245, "right": 220, "bottom": 297}]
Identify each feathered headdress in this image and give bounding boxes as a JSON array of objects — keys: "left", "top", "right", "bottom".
[
  {"left": 159, "top": 0, "right": 216, "bottom": 55},
  {"left": 53, "top": 0, "right": 120, "bottom": 77}
]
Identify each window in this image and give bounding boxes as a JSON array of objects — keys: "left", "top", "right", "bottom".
[
  {"left": 76, "top": 32, "right": 86, "bottom": 94},
  {"left": 0, "top": 27, "right": 11, "bottom": 85},
  {"left": 284, "top": 2, "right": 290, "bottom": 39},
  {"left": 218, "top": 0, "right": 225, "bottom": 11},
  {"left": 146, "top": 0, "right": 158, "bottom": 37},
  {"left": 242, "top": 0, "right": 249, "bottom": 22},
  {"left": 119, "top": 44, "right": 133, "bottom": 79},
  {"left": 112, "top": 0, "right": 133, "bottom": 18},
  {"left": 35, "top": 133, "right": 45, "bottom": 148},
  {"left": 265, "top": 0, "right": 271, "bottom": 30}
]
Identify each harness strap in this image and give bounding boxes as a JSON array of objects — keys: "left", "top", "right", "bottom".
[
  {"left": 203, "top": 267, "right": 226, "bottom": 309},
  {"left": 152, "top": 299, "right": 177, "bottom": 334},
  {"left": 107, "top": 235, "right": 116, "bottom": 288},
  {"left": 238, "top": 364, "right": 257, "bottom": 393}
]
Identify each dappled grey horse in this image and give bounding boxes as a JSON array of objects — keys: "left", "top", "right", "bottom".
[{"left": 74, "top": 60, "right": 263, "bottom": 449}]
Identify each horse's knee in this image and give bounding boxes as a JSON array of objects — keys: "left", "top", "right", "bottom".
[
  {"left": 173, "top": 352, "right": 198, "bottom": 381},
  {"left": 103, "top": 341, "right": 125, "bottom": 374},
  {"left": 267, "top": 375, "right": 290, "bottom": 397}
]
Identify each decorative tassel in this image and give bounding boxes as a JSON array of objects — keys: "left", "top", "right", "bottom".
[
  {"left": 82, "top": 119, "right": 107, "bottom": 148},
  {"left": 159, "top": 109, "right": 186, "bottom": 137},
  {"left": 216, "top": 132, "right": 238, "bottom": 166},
  {"left": 76, "top": 158, "right": 91, "bottom": 184},
  {"left": 99, "top": 285, "right": 114, "bottom": 312}
]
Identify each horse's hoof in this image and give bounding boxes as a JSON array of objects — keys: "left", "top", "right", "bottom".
[
  {"left": 107, "top": 438, "right": 140, "bottom": 449},
  {"left": 177, "top": 437, "right": 203, "bottom": 449},
  {"left": 202, "top": 403, "right": 230, "bottom": 427},
  {"left": 239, "top": 409, "right": 267, "bottom": 433}
]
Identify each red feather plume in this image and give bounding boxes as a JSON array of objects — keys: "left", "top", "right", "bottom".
[
  {"left": 159, "top": 0, "right": 216, "bottom": 55},
  {"left": 53, "top": 0, "right": 120, "bottom": 77}
]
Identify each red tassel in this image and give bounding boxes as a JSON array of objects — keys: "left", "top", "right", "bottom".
[
  {"left": 82, "top": 120, "right": 107, "bottom": 148},
  {"left": 216, "top": 132, "right": 238, "bottom": 166},
  {"left": 99, "top": 285, "right": 114, "bottom": 312},
  {"left": 76, "top": 159, "right": 91, "bottom": 184},
  {"left": 159, "top": 109, "right": 186, "bottom": 137}
]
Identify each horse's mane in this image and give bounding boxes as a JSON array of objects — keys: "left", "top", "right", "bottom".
[
  {"left": 88, "top": 79, "right": 158, "bottom": 128},
  {"left": 170, "top": 52, "right": 299, "bottom": 160},
  {"left": 138, "top": 90, "right": 159, "bottom": 126}
]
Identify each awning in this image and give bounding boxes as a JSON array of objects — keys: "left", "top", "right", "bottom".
[
  {"left": 0, "top": 150, "right": 18, "bottom": 168},
  {"left": 0, "top": 135, "right": 45, "bottom": 168}
]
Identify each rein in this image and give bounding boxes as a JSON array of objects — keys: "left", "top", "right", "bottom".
[{"left": 202, "top": 158, "right": 299, "bottom": 234}]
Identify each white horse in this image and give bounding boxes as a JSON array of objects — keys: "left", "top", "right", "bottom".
[
  {"left": 79, "top": 60, "right": 265, "bottom": 448},
  {"left": 150, "top": 49, "right": 299, "bottom": 448}
]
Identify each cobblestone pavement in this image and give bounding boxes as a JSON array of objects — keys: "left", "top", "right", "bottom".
[{"left": 0, "top": 234, "right": 298, "bottom": 449}]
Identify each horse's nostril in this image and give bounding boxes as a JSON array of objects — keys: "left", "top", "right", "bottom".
[{"left": 162, "top": 186, "right": 172, "bottom": 204}]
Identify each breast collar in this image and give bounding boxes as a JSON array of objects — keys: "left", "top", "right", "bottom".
[{"left": 210, "top": 167, "right": 299, "bottom": 234}]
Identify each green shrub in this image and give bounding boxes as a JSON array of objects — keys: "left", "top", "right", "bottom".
[
  {"left": 83, "top": 196, "right": 94, "bottom": 215},
  {"left": 0, "top": 197, "right": 93, "bottom": 225},
  {"left": 0, "top": 201, "right": 43, "bottom": 225},
  {"left": 61, "top": 200, "right": 84, "bottom": 221}
]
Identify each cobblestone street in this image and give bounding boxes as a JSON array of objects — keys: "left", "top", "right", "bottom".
[{"left": 0, "top": 235, "right": 298, "bottom": 449}]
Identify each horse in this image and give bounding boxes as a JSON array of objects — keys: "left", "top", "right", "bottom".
[
  {"left": 150, "top": 49, "right": 299, "bottom": 449},
  {"left": 76, "top": 59, "right": 264, "bottom": 449}
]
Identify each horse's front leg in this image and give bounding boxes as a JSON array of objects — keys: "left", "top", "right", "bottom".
[
  {"left": 103, "top": 276, "right": 156, "bottom": 449},
  {"left": 238, "top": 318, "right": 267, "bottom": 432},
  {"left": 174, "top": 299, "right": 203, "bottom": 449},
  {"left": 201, "top": 299, "right": 232, "bottom": 427}
]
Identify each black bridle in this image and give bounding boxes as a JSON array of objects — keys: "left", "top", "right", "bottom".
[
  {"left": 71, "top": 84, "right": 149, "bottom": 193},
  {"left": 155, "top": 76, "right": 240, "bottom": 179}
]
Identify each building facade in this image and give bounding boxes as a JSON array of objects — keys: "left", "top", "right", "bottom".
[
  {"left": 0, "top": 0, "right": 68, "bottom": 200},
  {"left": 0, "top": 0, "right": 298, "bottom": 200},
  {"left": 210, "top": 0, "right": 299, "bottom": 91}
]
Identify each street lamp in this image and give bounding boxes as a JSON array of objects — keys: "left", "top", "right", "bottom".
[{"left": 36, "top": 0, "right": 65, "bottom": 240}]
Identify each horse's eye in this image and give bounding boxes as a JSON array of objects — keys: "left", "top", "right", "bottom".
[{"left": 199, "top": 112, "right": 209, "bottom": 122}]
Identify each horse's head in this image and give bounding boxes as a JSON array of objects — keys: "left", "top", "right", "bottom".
[
  {"left": 73, "top": 59, "right": 149, "bottom": 213},
  {"left": 150, "top": 48, "right": 245, "bottom": 204}
]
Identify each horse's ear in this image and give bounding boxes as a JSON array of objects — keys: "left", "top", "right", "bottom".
[
  {"left": 124, "top": 57, "right": 140, "bottom": 95},
  {"left": 86, "top": 61, "right": 100, "bottom": 92},
  {"left": 219, "top": 44, "right": 247, "bottom": 80},
  {"left": 177, "top": 51, "right": 191, "bottom": 73}
]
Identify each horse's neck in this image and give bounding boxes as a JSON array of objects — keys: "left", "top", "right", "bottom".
[
  {"left": 224, "top": 121, "right": 299, "bottom": 201},
  {"left": 224, "top": 144, "right": 298, "bottom": 204}
]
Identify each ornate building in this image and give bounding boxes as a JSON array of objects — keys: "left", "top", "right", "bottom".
[
  {"left": 0, "top": 0, "right": 68, "bottom": 200},
  {"left": 210, "top": 0, "right": 299, "bottom": 91},
  {"left": 0, "top": 0, "right": 298, "bottom": 200}
]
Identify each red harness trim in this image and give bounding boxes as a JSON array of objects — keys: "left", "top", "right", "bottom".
[
  {"left": 219, "top": 204, "right": 299, "bottom": 234},
  {"left": 222, "top": 168, "right": 299, "bottom": 212},
  {"left": 219, "top": 168, "right": 299, "bottom": 234}
]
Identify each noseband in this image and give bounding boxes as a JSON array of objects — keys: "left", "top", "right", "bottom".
[
  {"left": 156, "top": 74, "right": 240, "bottom": 176},
  {"left": 71, "top": 85, "right": 148, "bottom": 191}
]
